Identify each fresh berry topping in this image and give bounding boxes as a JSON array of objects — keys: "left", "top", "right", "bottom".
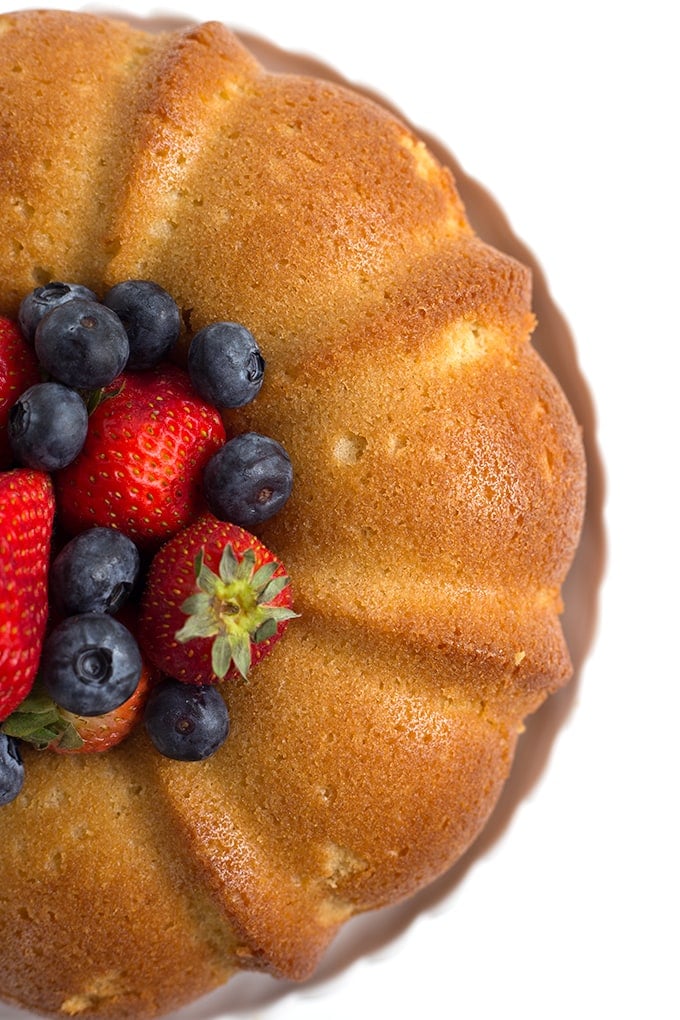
[
  {"left": 144, "top": 678, "right": 229, "bottom": 761},
  {"left": 103, "top": 280, "right": 181, "bottom": 371},
  {"left": 0, "top": 469, "right": 55, "bottom": 722},
  {"left": 55, "top": 364, "right": 226, "bottom": 547},
  {"left": 0, "top": 279, "right": 296, "bottom": 786},
  {"left": 203, "top": 432, "right": 293, "bottom": 528},
  {"left": 187, "top": 321, "right": 265, "bottom": 408},
  {"left": 3, "top": 657, "right": 155, "bottom": 754},
  {"left": 0, "top": 316, "right": 41, "bottom": 468},
  {"left": 41, "top": 613, "right": 143, "bottom": 717},
  {"left": 139, "top": 513, "right": 297, "bottom": 684},
  {"left": 50, "top": 527, "right": 141, "bottom": 616},
  {"left": 34, "top": 297, "right": 129, "bottom": 389},
  {"left": 9, "top": 382, "right": 89, "bottom": 471},
  {"left": 18, "top": 281, "right": 97, "bottom": 343},
  {"left": 0, "top": 734, "right": 24, "bottom": 806}
]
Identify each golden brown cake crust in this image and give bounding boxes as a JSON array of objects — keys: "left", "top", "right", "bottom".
[{"left": 0, "top": 10, "right": 586, "bottom": 1019}]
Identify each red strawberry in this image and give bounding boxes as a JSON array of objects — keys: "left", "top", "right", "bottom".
[
  {"left": 0, "top": 469, "right": 55, "bottom": 721},
  {"left": 1, "top": 657, "right": 156, "bottom": 754},
  {"left": 0, "top": 317, "right": 41, "bottom": 468},
  {"left": 54, "top": 657, "right": 154, "bottom": 752},
  {"left": 54, "top": 363, "right": 226, "bottom": 547},
  {"left": 139, "top": 513, "right": 298, "bottom": 684}
]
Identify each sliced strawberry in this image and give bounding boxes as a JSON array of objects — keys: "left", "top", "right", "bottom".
[
  {"left": 54, "top": 364, "right": 226, "bottom": 547},
  {"left": 0, "top": 316, "right": 41, "bottom": 468},
  {"left": 139, "top": 513, "right": 298, "bottom": 684},
  {"left": 0, "top": 469, "right": 54, "bottom": 721}
]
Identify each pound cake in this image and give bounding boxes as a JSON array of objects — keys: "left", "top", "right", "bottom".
[{"left": 0, "top": 9, "right": 586, "bottom": 1020}]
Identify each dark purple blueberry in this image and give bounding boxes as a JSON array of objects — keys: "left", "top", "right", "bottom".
[
  {"left": 8, "top": 382, "right": 88, "bottom": 471},
  {"left": 41, "top": 614, "right": 142, "bottom": 716},
  {"left": 50, "top": 527, "right": 141, "bottom": 616},
  {"left": 144, "top": 679, "right": 229, "bottom": 761},
  {"left": 187, "top": 322, "right": 265, "bottom": 408},
  {"left": 103, "top": 280, "right": 181, "bottom": 371},
  {"left": 0, "top": 734, "right": 24, "bottom": 807},
  {"left": 34, "top": 298, "right": 129, "bottom": 389},
  {"left": 18, "top": 281, "right": 98, "bottom": 343},
  {"left": 203, "top": 432, "right": 293, "bottom": 527}
]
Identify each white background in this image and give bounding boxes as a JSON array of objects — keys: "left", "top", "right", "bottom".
[{"left": 1, "top": 1, "right": 677, "bottom": 1018}]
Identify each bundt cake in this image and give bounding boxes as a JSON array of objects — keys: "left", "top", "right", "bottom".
[{"left": 0, "top": 9, "right": 586, "bottom": 1020}]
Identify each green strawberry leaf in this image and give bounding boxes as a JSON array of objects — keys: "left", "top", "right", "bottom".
[
  {"left": 83, "top": 380, "right": 125, "bottom": 415},
  {"left": 253, "top": 618, "right": 278, "bottom": 643},
  {"left": 176, "top": 593, "right": 221, "bottom": 641},
  {"left": 196, "top": 560, "right": 221, "bottom": 597},
  {"left": 210, "top": 635, "right": 231, "bottom": 679},
  {"left": 267, "top": 607, "right": 299, "bottom": 623},
  {"left": 0, "top": 686, "right": 84, "bottom": 750},
  {"left": 251, "top": 560, "right": 279, "bottom": 592},
  {"left": 257, "top": 574, "right": 289, "bottom": 604},
  {"left": 217, "top": 544, "right": 239, "bottom": 585},
  {"left": 227, "top": 631, "right": 252, "bottom": 680}
]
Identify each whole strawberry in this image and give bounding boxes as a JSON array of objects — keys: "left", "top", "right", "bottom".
[
  {"left": 139, "top": 513, "right": 298, "bottom": 684},
  {"left": 0, "top": 317, "right": 41, "bottom": 468},
  {"left": 0, "top": 469, "right": 54, "bottom": 721},
  {"left": 55, "top": 364, "right": 226, "bottom": 547}
]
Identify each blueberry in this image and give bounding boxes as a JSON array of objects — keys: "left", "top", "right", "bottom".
[
  {"left": 144, "top": 679, "right": 230, "bottom": 761},
  {"left": 0, "top": 734, "right": 24, "bottom": 807},
  {"left": 9, "top": 382, "right": 88, "bottom": 471},
  {"left": 41, "top": 614, "right": 142, "bottom": 716},
  {"left": 188, "top": 322, "right": 265, "bottom": 408},
  {"left": 103, "top": 280, "right": 181, "bottom": 371},
  {"left": 18, "top": 281, "right": 98, "bottom": 343},
  {"left": 50, "top": 528, "right": 141, "bottom": 616},
  {"left": 203, "top": 432, "right": 293, "bottom": 527},
  {"left": 34, "top": 298, "right": 129, "bottom": 389}
]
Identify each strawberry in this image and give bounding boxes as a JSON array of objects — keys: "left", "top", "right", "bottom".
[
  {"left": 54, "top": 363, "right": 226, "bottom": 547},
  {"left": 0, "top": 469, "right": 55, "bottom": 721},
  {"left": 0, "top": 316, "right": 41, "bottom": 468},
  {"left": 1, "top": 658, "right": 156, "bottom": 754},
  {"left": 139, "top": 513, "right": 298, "bottom": 684}
]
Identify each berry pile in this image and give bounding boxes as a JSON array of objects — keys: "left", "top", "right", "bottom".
[{"left": 0, "top": 280, "right": 297, "bottom": 807}]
